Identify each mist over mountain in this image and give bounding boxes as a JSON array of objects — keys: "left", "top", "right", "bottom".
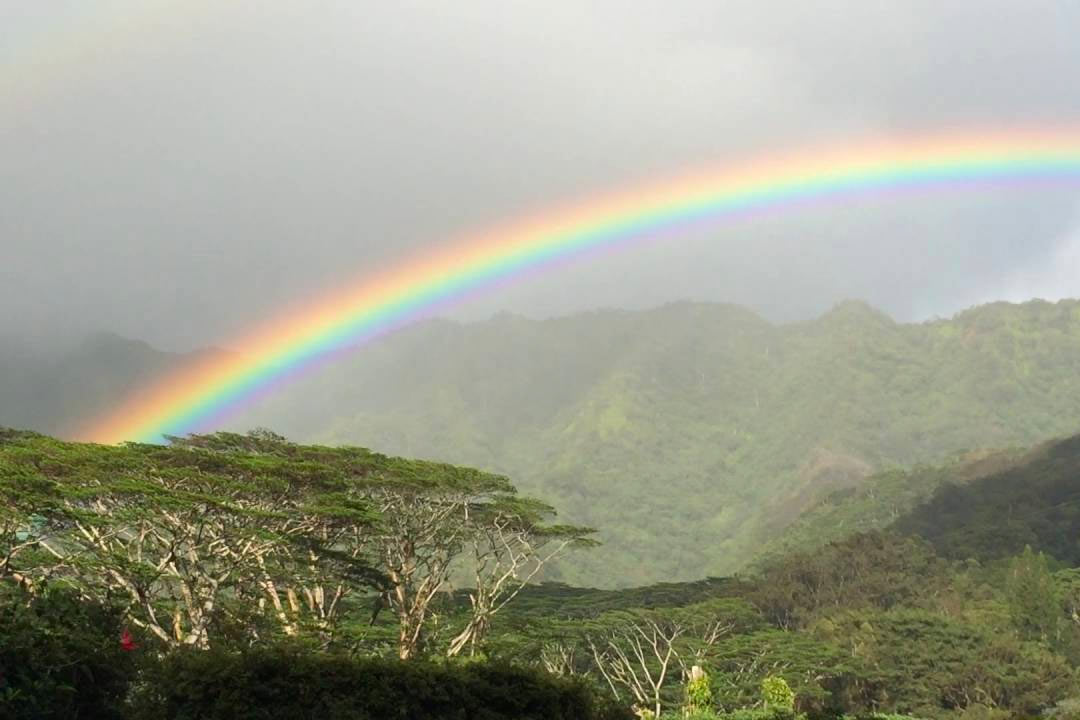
[
  {"left": 0, "top": 332, "right": 226, "bottom": 439},
  {"left": 5, "top": 296, "right": 1080, "bottom": 586}
]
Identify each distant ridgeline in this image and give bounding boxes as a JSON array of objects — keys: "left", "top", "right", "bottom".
[{"left": 5, "top": 298, "right": 1080, "bottom": 586}]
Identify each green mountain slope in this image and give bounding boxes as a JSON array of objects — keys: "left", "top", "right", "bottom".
[
  {"left": 6, "top": 298, "right": 1080, "bottom": 586},
  {"left": 761, "top": 428, "right": 1080, "bottom": 568},
  {"left": 233, "top": 297, "right": 1080, "bottom": 586},
  {"left": 756, "top": 446, "right": 1028, "bottom": 563},
  {"left": 895, "top": 431, "right": 1080, "bottom": 564}
]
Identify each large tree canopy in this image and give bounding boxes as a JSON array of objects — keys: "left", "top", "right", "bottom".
[{"left": 0, "top": 429, "right": 594, "bottom": 656}]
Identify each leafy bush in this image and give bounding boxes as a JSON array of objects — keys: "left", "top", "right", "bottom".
[
  {"left": 0, "top": 585, "right": 136, "bottom": 720},
  {"left": 814, "top": 609, "right": 1076, "bottom": 717},
  {"left": 685, "top": 666, "right": 714, "bottom": 714},
  {"left": 128, "top": 644, "right": 633, "bottom": 720},
  {"left": 762, "top": 676, "right": 795, "bottom": 710}
]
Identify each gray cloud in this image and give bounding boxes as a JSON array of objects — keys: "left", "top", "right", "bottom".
[{"left": 2, "top": 0, "right": 1079, "bottom": 351}]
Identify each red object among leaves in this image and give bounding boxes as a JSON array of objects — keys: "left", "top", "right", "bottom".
[{"left": 120, "top": 628, "right": 138, "bottom": 652}]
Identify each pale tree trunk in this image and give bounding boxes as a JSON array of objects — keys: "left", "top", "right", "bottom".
[
  {"left": 446, "top": 520, "right": 581, "bottom": 658},
  {"left": 587, "top": 618, "right": 685, "bottom": 718},
  {"left": 540, "top": 642, "right": 580, "bottom": 676},
  {"left": 371, "top": 492, "right": 467, "bottom": 660}
]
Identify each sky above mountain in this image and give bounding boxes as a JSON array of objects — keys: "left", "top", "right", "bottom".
[{"left": 3, "top": 0, "right": 1080, "bottom": 350}]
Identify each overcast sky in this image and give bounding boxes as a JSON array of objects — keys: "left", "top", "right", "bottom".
[{"left": 2, "top": 0, "right": 1079, "bottom": 351}]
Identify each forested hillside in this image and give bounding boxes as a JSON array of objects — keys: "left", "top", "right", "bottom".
[
  {"left": 756, "top": 447, "right": 1027, "bottom": 562},
  {"left": 487, "top": 430, "right": 1080, "bottom": 718},
  {"left": 896, "top": 432, "right": 1080, "bottom": 563},
  {"left": 241, "top": 297, "right": 1080, "bottom": 585},
  {"left": 5, "top": 298, "right": 1080, "bottom": 586},
  {"left": 762, "top": 430, "right": 1080, "bottom": 565}
]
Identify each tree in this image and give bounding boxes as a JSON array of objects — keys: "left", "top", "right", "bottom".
[
  {"left": 1, "top": 433, "right": 385, "bottom": 649},
  {"left": 354, "top": 459, "right": 511, "bottom": 659},
  {"left": 587, "top": 609, "right": 687, "bottom": 718},
  {"left": 246, "top": 490, "right": 379, "bottom": 644},
  {"left": 47, "top": 450, "right": 282, "bottom": 648},
  {"left": 1005, "top": 546, "right": 1061, "bottom": 642},
  {"left": 761, "top": 674, "right": 795, "bottom": 710},
  {"left": 709, "top": 628, "right": 857, "bottom": 712},
  {"left": 162, "top": 435, "right": 385, "bottom": 644},
  {"left": 0, "top": 583, "right": 136, "bottom": 719},
  {"left": 816, "top": 608, "right": 1075, "bottom": 716},
  {"left": 0, "top": 430, "right": 593, "bottom": 663},
  {"left": 684, "top": 664, "right": 712, "bottom": 715},
  {"left": 540, "top": 640, "right": 585, "bottom": 677},
  {"left": 750, "top": 531, "right": 942, "bottom": 630},
  {"left": 0, "top": 448, "right": 63, "bottom": 590},
  {"left": 446, "top": 496, "right": 595, "bottom": 657}
]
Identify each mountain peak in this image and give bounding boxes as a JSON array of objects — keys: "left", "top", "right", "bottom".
[
  {"left": 819, "top": 299, "right": 895, "bottom": 327},
  {"left": 76, "top": 331, "right": 162, "bottom": 359}
]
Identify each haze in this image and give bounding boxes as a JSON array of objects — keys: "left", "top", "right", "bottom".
[{"left": 3, "top": 0, "right": 1080, "bottom": 352}]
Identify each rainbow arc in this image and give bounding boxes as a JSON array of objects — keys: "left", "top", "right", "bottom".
[{"left": 81, "top": 130, "right": 1080, "bottom": 444}]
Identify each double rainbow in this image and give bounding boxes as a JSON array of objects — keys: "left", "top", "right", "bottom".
[{"left": 82, "top": 130, "right": 1080, "bottom": 444}]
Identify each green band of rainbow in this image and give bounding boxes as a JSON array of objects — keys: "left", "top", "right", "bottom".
[{"left": 81, "top": 130, "right": 1080, "bottom": 444}]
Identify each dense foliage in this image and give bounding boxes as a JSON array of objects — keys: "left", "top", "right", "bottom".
[
  {"left": 5, "top": 426, "right": 1080, "bottom": 718},
  {"left": 0, "top": 429, "right": 593, "bottom": 657},
  {"left": 127, "top": 646, "right": 631, "bottom": 720},
  {"left": 479, "top": 432, "right": 1080, "bottom": 718},
  {"left": 755, "top": 448, "right": 1025, "bottom": 563},
  {"left": 485, "top": 530, "right": 1080, "bottom": 719},
  {"left": 896, "top": 433, "right": 1080, "bottom": 563},
  {"left": 0, "top": 585, "right": 134, "bottom": 719},
  {"left": 766, "top": 430, "right": 1080, "bottom": 565}
]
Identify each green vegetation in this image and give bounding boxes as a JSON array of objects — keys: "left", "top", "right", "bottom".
[
  {"left": 5, "top": 427, "right": 1080, "bottom": 718},
  {"left": 0, "top": 586, "right": 134, "bottom": 719},
  {"left": 756, "top": 447, "right": 1026, "bottom": 563},
  {"left": 6, "top": 299, "right": 1080, "bottom": 586},
  {"left": 0, "top": 428, "right": 593, "bottom": 657},
  {"left": 126, "top": 646, "right": 629, "bottom": 720},
  {"left": 768, "top": 429, "right": 1080, "bottom": 567},
  {"left": 896, "top": 433, "right": 1080, "bottom": 564},
  {"left": 7, "top": 298, "right": 1080, "bottom": 717},
  {"left": 236, "top": 298, "right": 1080, "bottom": 586}
]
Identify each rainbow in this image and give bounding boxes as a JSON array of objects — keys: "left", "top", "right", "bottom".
[{"left": 82, "top": 129, "right": 1080, "bottom": 444}]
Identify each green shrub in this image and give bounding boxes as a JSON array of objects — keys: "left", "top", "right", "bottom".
[
  {"left": 0, "top": 585, "right": 136, "bottom": 720},
  {"left": 685, "top": 666, "right": 714, "bottom": 714},
  {"left": 128, "top": 644, "right": 633, "bottom": 720},
  {"left": 762, "top": 676, "right": 796, "bottom": 711}
]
